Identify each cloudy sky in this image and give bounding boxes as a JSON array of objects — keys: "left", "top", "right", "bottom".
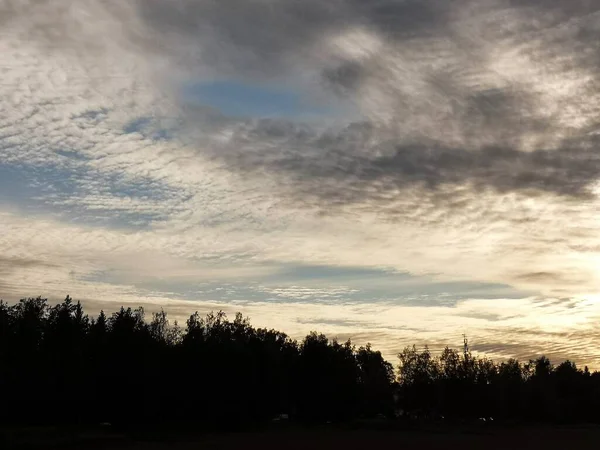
[{"left": 3, "top": 0, "right": 600, "bottom": 366}]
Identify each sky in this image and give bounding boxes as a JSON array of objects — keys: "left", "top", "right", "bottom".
[{"left": 2, "top": 0, "right": 600, "bottom": 367}]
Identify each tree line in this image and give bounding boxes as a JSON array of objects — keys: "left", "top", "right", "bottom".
[{"left": 1, "top": 296, "right": 599, "bottom": 428}]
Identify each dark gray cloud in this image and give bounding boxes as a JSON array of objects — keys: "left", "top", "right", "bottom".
[
  {"left": 132, "top": 0, "right": 597, "bottom": 74},
  {"left": 125, "top": 0, "right": 600, "bottom": 210},
  {"left": 204, "top": 119, "right": 600, "bottom": 210},
  {"left": 129, "top": 0, "right": 600, "bottom": 93},
  {"left": 133, "top": 0, "right": 451, "bottom": 78},
  {"left": 321, "top": 61, "right": 366, "bottom": 96}
]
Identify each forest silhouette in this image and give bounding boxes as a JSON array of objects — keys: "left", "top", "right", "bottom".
[{"left": 1, "top": 296, "right": 599, "bottom": 429}]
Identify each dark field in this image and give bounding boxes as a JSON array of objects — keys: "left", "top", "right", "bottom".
[{"left": 4, "top": 424, "right": 600, "bottom": 450}]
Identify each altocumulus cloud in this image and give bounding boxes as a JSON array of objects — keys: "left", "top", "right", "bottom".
[{"left": 2, "top": 0, "right": 600, "bottom": 366}]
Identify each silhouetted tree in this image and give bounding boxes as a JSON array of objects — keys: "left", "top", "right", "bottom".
[
  {"left": 496, "top": 358, "right": 525, "bottom": 419},
  {"left": 356, "top": 343, "right": 395, "bottom": 418},
  {"left": 398, "top": 345, "right": 439, "bottom": 417},
  {"left": 2, "top": 295, "right": 600, "bottom": 429}
]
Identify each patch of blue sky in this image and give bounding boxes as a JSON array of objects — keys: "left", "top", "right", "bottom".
[
  {"left": 272, "top": 263, "right": 410, "bottom": 282},
  {"left": 54, "top": 149, "right": 90, "bottom": 161},
  {"left": 123, "top": 116, "right": 153, "bottom": 134},
  {"left": 95, "top": 169, "right": 184, "bottom": 203},
  {"left": 183, "top": 79, "right": 353, "bottom": 120},
  {"left": 0, "top": 163, "right": 76, "bottom": 210},
  {"left": 81, "top": 262, "right": 533, "bottom": 307},
  {"left": 0, "top": 161, "right": 179, "bottom": 230},
  {"left": 81, "top": 270, "right": 265, "bottom": 303},
  {"left": 122, "top": 116, "right": 180, "bottom": 141},
  {"left": 71, "top": 108, "right": 110, "bottom": 121},
  {"left": 265, "top": 263, "right": 530, "bottom": 302}
]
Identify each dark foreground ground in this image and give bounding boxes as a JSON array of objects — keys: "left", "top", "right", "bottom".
[{"left": 4, "top": 423, "right": 600, "bottom": 450}]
